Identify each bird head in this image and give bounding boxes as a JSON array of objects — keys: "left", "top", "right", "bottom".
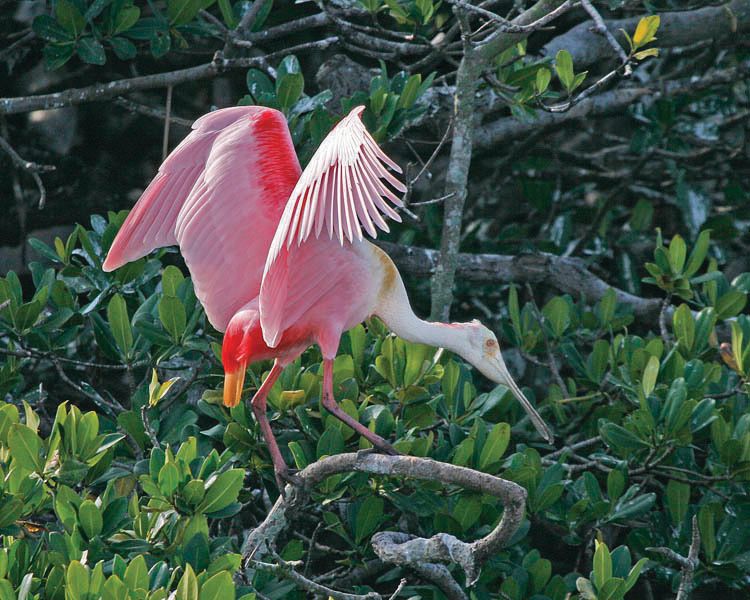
[
  {"left": 221, "top": 308, "right": 257, "bottom": 408},
  {"left": 451, "top": 320, "right": 553, "bottom": 443}
]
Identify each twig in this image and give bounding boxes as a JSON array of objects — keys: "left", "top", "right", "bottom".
[
  {"left": 0, "top": 132, "right": 55, "bottom": 209},
  {"left": 524, "top": 283, "right": 568, "bottom": 394},
  {"left": 647, "top": 515, "right": 700, "bottom": 600},
  {"left": 450, "top": 0, "right": 575, "bottom": 35},
  {"left": 387, "top": 579, "right": 407, "bottom": 600},
  {"left": 0, "top": 345, "right": 148, "bottom": 371},
  {"left": 248, "top": 555, "right": 381, "bottom": 600},
  {"left": 162, "top": 86, "right": 173, "bottom": 161},
  {"left": 579, "top": 0, "right": 630, "bottom": 67},
  {"left": 114, "top": 97, "right": 193, "bottom": 127},
  {"left": 140, "top": 404, "right": 161, "bottom": 449}
]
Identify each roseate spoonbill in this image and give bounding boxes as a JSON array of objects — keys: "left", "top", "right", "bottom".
[{"left": 103, "top": 105, "right": 553, "bottom": 484}]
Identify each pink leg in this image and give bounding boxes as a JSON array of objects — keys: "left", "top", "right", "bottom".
[
  {"left": 321, "top": 359, "right": 398, "bottom": 456},
  {"left": 249, "top": 361, "right": 295, "bottom": 487}
]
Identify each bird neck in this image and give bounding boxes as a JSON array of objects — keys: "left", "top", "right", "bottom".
[
  {"left": 370, "top": 243, "right": 469, "bottom": 356},
  {"left": 378, "top": 298, "right": 468, "bottom": 356}
]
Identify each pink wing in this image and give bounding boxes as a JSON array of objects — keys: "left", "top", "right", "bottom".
[
  {"left": 103, "top": 106, "right": 301, "bottom": 331},
  {"left": 259, "top": 238, "right": 376, "bottom": 350},
  {"left": 264, "top": 106, "right": 405, "bottom": 269}
]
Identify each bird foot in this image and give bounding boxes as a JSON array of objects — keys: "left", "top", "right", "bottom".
[{"left": 275, "top": 467, "right": 303, "bottom": 497}]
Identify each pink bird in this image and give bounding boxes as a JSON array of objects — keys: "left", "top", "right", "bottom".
[{"left": 103, "top": 105, "right": 552, "bottom": 485}]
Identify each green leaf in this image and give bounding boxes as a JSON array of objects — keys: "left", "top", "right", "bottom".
[
  {"left": 598, "top": 578, "right": 625, "bottom": 600},
  {"left": 607, "top": 468, "right": 626, "bottom": 503},
  {"left": 66, "top": 561, "right": 90, "bottom": 598},
  {"left": 199, "top": 469, "right": 244, "bottom": 514},
  {"left": 78, "top": 499, "right": 103, "bottom": 538},
  {"left": 113, "top": 6, "right": 141, "bottom": 34},
  {"left": 715, "top": 289, "right": 747, "bottom": 319},
  {"left": 354, "top": 496, "right": 384, "bottom": 543},
  {"left": 8, "top": 424, "right": 43, "bottom": 472},
  {"left": 176, "top": 565, "right": 199, "bottom": 600},
  {"left": 109, "top": 36, "right": 137, "bottom": 59},
  {"left": 107, "top": 293, "right": 133, "bottom": 357},
  {"left": 542, "top": 297, "right": 570, "bottom": 337},
  {"left": 698, "top": 505, "right": 715, "bottom": 561},
  {"left": 554, "top": 50, "right": 574, "bottom": 90},
  {"left": 624, "top": 558, "right": 648, "bottom": 592},
  {"left": 453, "top": 495, "right": 482, "bottom": 531},
  {"left": 600, "top": 422, "right": 648, "bottom": 453},
  {"left": 124, "top": 555, "right": 148, "bottom": 590},
  {"left": 478, "top": 422, "right": 510, "bottom": 471},
  {"left": 162, "top": 265, "right": 185, "bottom": 296},
  {"left": 199, "top": 571, "right": 235, "bottom": 600},
  {"left": 158, "top": 461, "right": 180, "bottom": 496},
  {"left": 77, "top": 37, "right": 106, "bottom": 65},
  {"left": 218, "top": 0, "right": 238, "bottom": 28},
  {"left": 168, "top": 0, "right": 203, "bottom": 26},
  {"left": 593, "top": 540, "right": 612, "bottom": 590},
  {"left": 642, "top": 355, "right": 659, "bottom": 396},
  {"left": 159, "top": 296, "right": 187, "bottom": 342},
  {"left": 669, "top": 235, "right": 687, "bottom": 273},
  {"left": 276, "top": 73, "right": 304, "bottom": 113},
  {"left": 685, "top": 230, "right": 710, "bottom": 278},
  {"left": 317, "top": 426, "right": 344, "bottom": 458},
  {"left": 56, "top": 0, "right": 86, "bottom": 35},
  {"left": 672, "top": 304, "right": 695, "bottom": 353},
  {"left": 246, "top": 69, "right": 274, "bottom": 100},
  {"left": 535, "top": 67, "right": 551, "bottom": 94},
  {"left": 33, "top": 15, "right": 73, "bottom": 42},
  {"left": 397, "top": 74, "right": 421, "bottom": 109},
  {"left": 666, "top": 480, "right": 690, "bottom": 526}
]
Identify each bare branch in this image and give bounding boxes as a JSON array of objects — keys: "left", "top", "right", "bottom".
[
  {"left": 647, "top": 515, "right": 701, "bottom": 600},
  {"left": 475, "top": 61, "right": 750, "bottom": 147},
  {"left": 541, "top": 0, "right": 750, "bottom": 70},
  {"left": 0, "top": 38, "right": 339, "bottom": 116},
  {"left": 0, "top": 132, "right": 56, "bottom": 209},
  {"left": 580, "top": 0, "right": 630, "bottom": 67},
  {"left": 242, "top": 452, "right": 526, "bottom": 594},
  {"left": 113, "top": 97, "right": 194, "bottom": 127},
  {"left": 380, "top": 241, "right": 663, "bottom": 321},
  {"left": 248, "top": 555, "right": 381, "bottom": 600},
  {"left": 430, "top": 9, "right": 479, "bottom": 320}
]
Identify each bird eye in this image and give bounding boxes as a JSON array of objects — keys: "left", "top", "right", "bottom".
[{"left": 485, "top": 339, "right": 497, "bottom": 349}]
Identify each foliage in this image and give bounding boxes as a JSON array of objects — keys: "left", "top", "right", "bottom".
[
  {"left": 0, "top": 208, "right": 747, "bottom": 596},
  {"left": 2, "top": 0, "right": 750, "bottom": 597}
]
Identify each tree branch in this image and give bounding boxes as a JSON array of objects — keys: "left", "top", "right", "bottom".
[
  {"left": 540, "top": 0, "right": 750, "bottom": 70},
  {"left": 0, "top": 38, "right": 339, "bottom": 116},
  {"left": 474, "top": 61, "right": 750, "bottom": 147},
  {"left": 379, "top": 241, "right": 662, "bottom": 320},
  {"left": 242, "top": 452, "right": 526, "bottom": 594}
]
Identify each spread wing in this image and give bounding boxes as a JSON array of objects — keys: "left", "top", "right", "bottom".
[
  {"left": 103, "top": 106, "right": 301, "bottom": 331},
  {"left": 264, "top": 105, "right": 405, "bottom": 270},
  {"left": 259, "top": 106, "right": 404, "bottom": 348}
]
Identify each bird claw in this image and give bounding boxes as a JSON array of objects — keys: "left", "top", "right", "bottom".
[{"left": 275, "top": 467, "right": 303, "bottom": 497}]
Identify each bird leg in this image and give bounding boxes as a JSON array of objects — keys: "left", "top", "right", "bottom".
[
  {"left": 321, "top": 359, "right": 399, "bottom": 456},
  {"left": 249, "top": 361, "right": 300, "bottom": 490}
]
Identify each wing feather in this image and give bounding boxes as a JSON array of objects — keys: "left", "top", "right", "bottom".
[
  {"left": 103, "top": 106, "right": 301, "bottom": 331},
  {"left": 264, "top": 105, "right": 404, "bottom": 271}
]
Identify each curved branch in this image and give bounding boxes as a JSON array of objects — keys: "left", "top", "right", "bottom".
[{"left": 242, "top": 452, "right": 526, "bottom": 594}]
